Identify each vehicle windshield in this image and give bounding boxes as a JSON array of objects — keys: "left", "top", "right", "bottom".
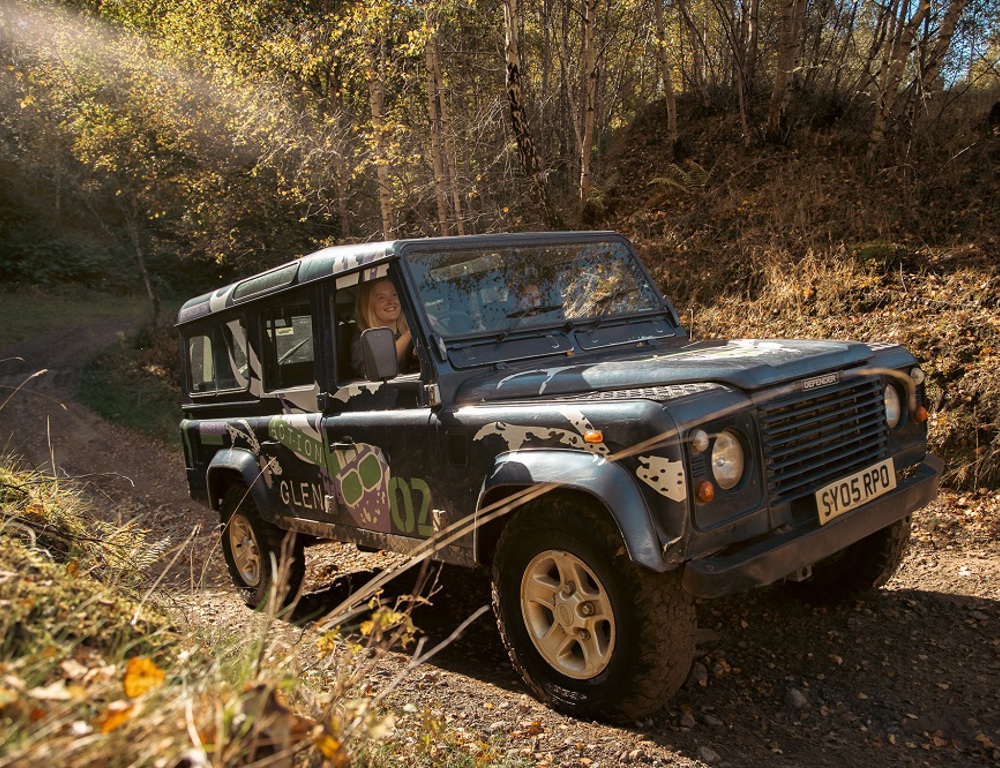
[{"left": 404, "top": 240, "right": 663, "bottom": 337}]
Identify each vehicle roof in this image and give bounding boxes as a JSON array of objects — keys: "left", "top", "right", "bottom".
[{"left": 175, "top": 230, "right": 623, "bottom": 326}]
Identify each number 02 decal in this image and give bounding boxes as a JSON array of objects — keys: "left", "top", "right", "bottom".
[{"left": 389, "top": 477, "right": 433, "bottom": 536}]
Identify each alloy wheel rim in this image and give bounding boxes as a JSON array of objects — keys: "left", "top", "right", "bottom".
[
  {"left": 228, "top": 513, "right": 262, "bottom": 587},
  {"left": 520, "top": 549, "right": 616, "bottom": 679}
]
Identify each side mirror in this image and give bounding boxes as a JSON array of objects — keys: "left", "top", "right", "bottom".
[{"left": 361, "top": 327, "right": 399, "bottom": 381}]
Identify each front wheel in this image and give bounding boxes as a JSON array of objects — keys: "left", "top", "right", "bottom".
[
  {"left": 786, "top": 516, "right": 912, "bottom": 603},
  {"left": 220, "top": 484, "right": 305, "bottom": 609},
  {"left": 492, "top": 497, "right": 695, "bottom": 723}
]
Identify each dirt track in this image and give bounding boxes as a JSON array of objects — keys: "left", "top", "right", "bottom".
[{"left": 2, "top": 318, "right": 999, "bottom": 767}]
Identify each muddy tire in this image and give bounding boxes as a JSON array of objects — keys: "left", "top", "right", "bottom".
[
  {"left": 491, "top": 497, "right": 695, "bottom": 723},
  {"left": 220, "top": 484, "right": 305, "bottom": 609},
  {"left": 787, "top": 516, "right": 912, "bottom": 603}
]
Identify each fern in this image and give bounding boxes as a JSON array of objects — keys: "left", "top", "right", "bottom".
[{"left": 649, "top": 160, "right": 712, "bottom": 193}]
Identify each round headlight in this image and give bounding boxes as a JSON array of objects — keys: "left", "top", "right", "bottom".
[
  {"left": 711, "top": 430, "right": 745, "bottom": 490},
  {"left": 884, "top": 384, "right": 902, "bottom": 428}
]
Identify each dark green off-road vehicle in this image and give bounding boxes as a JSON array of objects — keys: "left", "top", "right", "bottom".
[{"left": 177, "top": 231, "right": 942, "bottom": 722}]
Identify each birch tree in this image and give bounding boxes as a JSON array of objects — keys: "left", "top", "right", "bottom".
[{"left": 502, "top": 0, "right": 563, "bottom": 228}]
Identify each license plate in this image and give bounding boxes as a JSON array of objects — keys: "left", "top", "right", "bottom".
[{"left": 815, "top": 458, "right": 896, "bottom": 525}]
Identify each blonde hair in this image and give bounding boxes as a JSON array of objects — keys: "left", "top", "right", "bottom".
[{"left": 355, "top": 278, "right": 409, "bottom": 335}]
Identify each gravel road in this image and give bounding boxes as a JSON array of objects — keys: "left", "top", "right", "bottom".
[{"left": 2, "top": 318, "right": 998, "bottom": 768}]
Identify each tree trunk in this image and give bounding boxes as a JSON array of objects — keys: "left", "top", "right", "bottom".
[
  {"left": 677, "top": 0, "right": 708, "bottom": 105},
  {"left": 745, "top": 0, "right": 760, "bottom": 88},
  {"left": 426, "top": 33, "right": 449, "bottom": 237},
  {"left": 871, "top": 0, "right": 931, "bottom": 146},
  {"left": 766, "top": 0, "right": 808, "bottom": 143},
  {"left": 369, "top": 34, "right": 393, "bottom": 239},
  {"left": 918, "top": 0, "right": 970, "bottom": 96},
  {"left": 502, "top": 0, "right": 563, "bottom": 229},
  {"left": 429, "top": 36, "right": 465, "bottom": 235},
  {"left": 125, "top": 194, "right": 160, "bottom": 327},
  {"left": 333, "top": 146, "right": 352, "bottom": 241},
  {"left": 579, "top": 0, "right": 597, "bottom": 221},
  {"left": 653, "top": 0, "right": 678, "bottom": 156}
]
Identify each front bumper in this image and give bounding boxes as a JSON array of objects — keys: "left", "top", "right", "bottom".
[{"left": 682, "top": 453, "right": 944, "bottom": 599}]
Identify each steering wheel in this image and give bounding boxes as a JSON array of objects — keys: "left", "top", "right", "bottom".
[{"left": 433, "top": 311, "right": 474, "bottom": 334}]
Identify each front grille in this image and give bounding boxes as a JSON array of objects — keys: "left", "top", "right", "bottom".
[{"left": 759, "top": 376, "right": 888, "bottom": 509}]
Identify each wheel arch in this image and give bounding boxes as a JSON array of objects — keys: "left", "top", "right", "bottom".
[
  {"left": 206, "top": 449, "right": 273, "bottom": 520},
  {"left": 475, "top": 450, "right": 667, "bottom": 572}
]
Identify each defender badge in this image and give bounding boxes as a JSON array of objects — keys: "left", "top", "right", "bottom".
[{"left": 802, "top": 372, "right": 840, "bottom": 391}]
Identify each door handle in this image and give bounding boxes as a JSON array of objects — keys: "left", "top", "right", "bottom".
[{"left": 330, "top": 437, "right": 355, "bottom": 450}]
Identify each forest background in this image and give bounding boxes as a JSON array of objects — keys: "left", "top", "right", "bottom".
[{"left": 1, "top": 0, "right": 998, "bottom": 489}]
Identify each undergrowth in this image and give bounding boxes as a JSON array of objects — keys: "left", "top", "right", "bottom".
[
  {"left": 611, "top": 103, "right": 1000, "bottom": 490},
  {"left": 77, "top": 323, "right": 181, "bottom": 445},
  {"left": 0, "top": 455, "right": 525, "bottom": 767}
]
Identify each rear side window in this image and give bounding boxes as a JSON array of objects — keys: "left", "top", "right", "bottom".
[
  {"left": 262, "top": 302, "right": 315, "bottom": 390},
  {"left": 188, "top": 320, "right": 248, "bottom": 394}
]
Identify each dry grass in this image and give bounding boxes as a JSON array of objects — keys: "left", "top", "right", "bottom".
[{"left": 0, "top": 456, "right": 522, "bottom": 767}]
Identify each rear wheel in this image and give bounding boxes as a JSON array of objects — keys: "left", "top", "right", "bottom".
[
  {"left": 787, "top": 516, "right": 911, "bottom": 603},
  {"left": 492, "top": 497, "right": 695, "bottom": 723},
  {"left": 220, "top": 484, "right": 305, "bottom": 609}
]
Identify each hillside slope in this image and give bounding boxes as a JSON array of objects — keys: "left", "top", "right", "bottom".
[{"left": 604, "top": 99, "right": 1000, "bottom": 489}]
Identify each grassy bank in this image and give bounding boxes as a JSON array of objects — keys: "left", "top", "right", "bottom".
[
  {"left": 76, "top": 323, "right": 182, "bottom": 445},
  {"left": 0, "top": 289, "right": 148, "bottom": 351},
  {"left": 0, "top": 456, "right": 527, "bottom": 767}
]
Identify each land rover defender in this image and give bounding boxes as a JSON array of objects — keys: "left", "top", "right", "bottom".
[{"left": 176, "top": 231, "right": 942, "bottom": 721}]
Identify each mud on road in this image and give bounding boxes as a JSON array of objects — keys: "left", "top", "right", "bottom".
[{"left": 2, "top": 318, "right": 999, "bottom": 768}]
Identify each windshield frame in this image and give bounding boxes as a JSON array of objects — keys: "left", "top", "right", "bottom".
[{"left": 399, "top": 235, "right": 671, "bottom": 341}]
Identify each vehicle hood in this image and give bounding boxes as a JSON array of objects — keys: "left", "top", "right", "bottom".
[{"left": 454, "top": 339, "right": 878, "bottom": 403}]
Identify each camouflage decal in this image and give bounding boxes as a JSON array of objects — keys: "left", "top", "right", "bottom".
[
  {"left": 197, "top": 421, "right": 227, "bottom": 449},
  {"left": 658, "top": 340, "right": 789, "bottom": 362},
  {"left": 496, "top": 366, "right": 574, "bottom": 395},
  {"left": 473, "top": 407, "right": 608, "bottom": 456},
  {"left": 276, "top": 387, "right": 319, "bottom": 413},
  {"left": 269, "top": 414, "right": 324, "bottom": 465},
  {"left": 225, "top": 318, "right": 262, "bottom": 396},
  {"left": 259, "top": 455, "right": 282, "bottom": 489},
  {"left": 331, "top": 248, "right": 388, "bottom": 276},
  {"left": 336, "top": 263, "right": 388, "bottom": 289},
  {"left": 636, "top": 456, "right": 687, "bottom": 502},
  {"left": 332, "top": 382, "right": 383, "bottom": 403},
  {"left": 208, "top": 286, "right": 233, "bottom": 313},
  {"left": 268, "top": 415, "right": 392, "bottom": 531},
  {"left": 226, "top": 420, "right": 261, "bottom": 455},
  {"left": 332, "top": 444, "right": 391, "bottom": 531}
]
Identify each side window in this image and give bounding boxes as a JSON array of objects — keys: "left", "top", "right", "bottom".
[
  {"left": 332, "top": 289, "right": 359, "bottom": 383},
  {"left": 262, "top": 302, "right": 315, "bottom": 390},
  {"left": 188, "top": 333, "right": 215, "bottom": 393},
  {"left": 187, "top": 320, "right": 248, "bottom": 394}
]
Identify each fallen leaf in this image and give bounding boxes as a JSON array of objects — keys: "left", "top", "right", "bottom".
[
  {"left": 27, "top": 682, "right": 72, "bottom": 701},
  {"left": 123, "top": 657, "right": 165, "bottom": 698},
  {"left": 97, "top": 702, "right": 134, "bottom": 734},
  {"left": 60, "top": 659, "right": 89, "bottom": 681},
  {"left": 314, "top": 733, "right": 350, "bottom": 767}
]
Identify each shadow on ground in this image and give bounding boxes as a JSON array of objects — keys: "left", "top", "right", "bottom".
[{"left": 292, "top": 561, "right": 1000, "bottom": 767}]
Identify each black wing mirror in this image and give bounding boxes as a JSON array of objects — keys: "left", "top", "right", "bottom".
[{"left": 361, "top": 327, "right": 399, "bottom": 381}]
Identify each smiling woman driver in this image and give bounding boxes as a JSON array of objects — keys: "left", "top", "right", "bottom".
[{"left": 351, "top": 277, "right": 415, "bottom": 376}]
